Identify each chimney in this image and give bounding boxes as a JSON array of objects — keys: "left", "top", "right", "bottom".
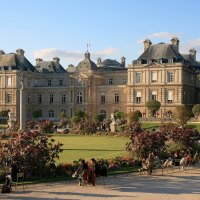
[
  {"left": 189, "top": 49, "right": 197, "bottom": 61},
  {"left": 0, "top": 50, "right": 5, "bottom": 55},
  {"left": 97, "top": 57, "right": 101, "bottom": 66},
  {"left": 143, "top": 39, "right": 152, "bottom": 51},
  {"left": 171, "top": 37, "right": 179, "bottom": 52},
  {"left": 36, "top": 58, "right": 43, "bottom": 65},
  {"left": 16, "top": 49, "right": 25, "bottom": 56},
  {"left": 121, "top": 56, "right": 126, "bottom": 67},
  {"left": 53, "top": 57, "right": 60, "bottom": 64}
]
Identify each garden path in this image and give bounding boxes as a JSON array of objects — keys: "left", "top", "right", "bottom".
[{"left": 0, "top": 168, "right": 200, "bottom": 200}]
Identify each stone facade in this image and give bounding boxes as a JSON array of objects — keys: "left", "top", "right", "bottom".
[{"left": 0, "top": 37, "right": 199, "bottom": 122}]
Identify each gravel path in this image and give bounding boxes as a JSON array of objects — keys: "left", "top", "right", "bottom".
[{"left": 1, "top": 168, "right": 200, "bottom": 200}]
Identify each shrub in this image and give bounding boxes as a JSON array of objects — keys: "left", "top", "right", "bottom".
[
  {"left": 145, "top": 100, "right": 161, "bottom": 117},
  {"left": 39, "top": 120, "right": 54, "bottom": 133}
]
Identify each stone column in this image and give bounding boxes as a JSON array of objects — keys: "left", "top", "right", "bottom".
[{"left": 20, "top": 73, "right": 26, "bottom": 130}]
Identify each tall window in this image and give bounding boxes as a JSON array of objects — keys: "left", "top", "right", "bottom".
[
  {"left": 62, "top": 94, "right": 66, "bottom": 104},
  {"left": 167, "top": 72, "right": 174, "bottom": 82},
  {"left": 100, "top": 110, "right": 106, "bottom": 118},
  {"left": 6, "top": 77, "right": 12, "bottom": 86},
  {"left": 151, "top": 91, "right": 157, "bottom": 100},
  {"left": 38, "top": 94, "right": 42, "bottom": 104},
  {"left": 101, "top": 94, "right": 105, "bottom": 104},
  {"left": 122, "top": 77, "right": 127, "bottom": 84},
  {"left": 77, "top": 92, "right": 83, "bottom": 104},
  {"left": 70, "top": 90, "right": 73, "bottom": 102},
  {"left": 48, "top": 109, "right": 54, "bottom": 118},
  {"left": 49, "top": 94, "right": 53, "bottom": 104},
  {"left": 135, "top": 72, "right": 142, "bottom": 83},
  {"left": 167, "top": 91, "right": 173, "bottom": 104},
  {"left": 59, "top": 80, "right": 63, "bottom": 86},
  {"left": 6, "top": 93, "right": 11, "bottom": 103},
  {"left": 135, "top": 91, "right": 141, "bottom": 104},
  {"left": 27, "top": 95, "right": 31, "bottom": 104},
  {"left": 108, "top": 78, "right": 113, "bottom": 85},
  {"left": 151, "top": 71, "right": 157, "bottom": 83},
  {"left": 48, "top": 80, "right": 52, "bottom": 86},
  {"left": 115, "top": 93, "right": 119, "bottom": 103}
]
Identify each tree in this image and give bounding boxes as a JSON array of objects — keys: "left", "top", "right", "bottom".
[
  {"left": 192, "top": 104, "right": 200, "bottom": 117},
  {"left": 114, "top": 111, "right": 126, "bottom": 120},
  {"left": 126, "top": 122, "right": 167, "bottom": 159},
  {"left": 60, "top": 111, "right": 67, "bottom": 120},
  {"left": 94, "top": 114, "right": 105, "bottom": 122},
  {"left": 129, "top": 110, "right": 142, "bottom": 123},
  {"left": 32, "top": 110, "right": 42, "bottom": 119},
  {"left": 71, "top": 116, "right": 81, "bottom": 124},
  {"left": 0, "top": 130, "right": 63, "bottom": 178},
  {"left": 175, "top": 105, "right": 193, "bottom": 126},
  {"left": 0, "top": 110, "right": 9, "bottom": 118},
  {"left": 75, "top": 110, "right": 87, "bottom": 119},
  {"left": 145, "top": 100, "right": 161, "bottom": 117}
]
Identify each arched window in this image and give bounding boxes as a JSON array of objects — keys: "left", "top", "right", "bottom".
[
  {"left": 49, "top": 109, "right": 54, "bottom": 118},
  {"left": 77, "top": 92, "right": 83, "bottom": 104},
  {"left": 100, "top": 110, "right": 106, "bottom": 118}
]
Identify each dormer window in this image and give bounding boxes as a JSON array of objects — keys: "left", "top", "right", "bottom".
[{"left": 48, "top": 80, "right": 52, "bottom": 86}]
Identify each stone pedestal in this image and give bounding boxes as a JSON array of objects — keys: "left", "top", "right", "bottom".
[
  {"left": 110, "top": 122, "right": 117, "bottom": 132},
  {"left": 8, "top": 119, "right": 15, "bottom": 129}
]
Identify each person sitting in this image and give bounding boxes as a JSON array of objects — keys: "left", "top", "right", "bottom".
[
  {"left": 139, "top": 158, "right": 148, "bottom": 174},
  {"left": 1, "top": 175, "right": 12, "bottom": 193},
  {"left": 75, "top": 159, "right": 88, "bottom": 186}
]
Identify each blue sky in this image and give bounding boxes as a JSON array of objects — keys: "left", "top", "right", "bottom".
[{"left": 0, "top": 0, "right": 200, "bottom": 67}]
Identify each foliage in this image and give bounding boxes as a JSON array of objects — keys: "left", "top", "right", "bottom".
[
  {"left": 129, "top": 110, "right": 142, "bottom": 123},
  {"left": 60, "top": 111, "right": 67, "bottom": 120},
  {"left": 127, "top": 122, "right": 167, "bottom": 159},
  {"left": 75, "top": 110, "right": 87, "bottom": 119},
  {"left": 26, "top": 120, "right": 37, "bottom": 129},
  {"left": 175, "top": 105, "right": 193, "bottom": 126},
  {"left": 127, "top": 122, "right": 200, "bottom": 160},
  {"left": 94, "top": 114, "right": 105, "bottom": 122},
  {"left": 145, "top": 100, "right": 161, "bottom": 116},
  {"left": 71, "top": 116, "right": 81, "bottom": 124},
  {"left": 32, "top": 110, "right": 42, "bottom": 119},
  {"left": 0, "top": 130, "right": 63, "bottom": 178},
  {"left": 192, "top": 104, "right": 200, "bottom": 117},
  {"left": 79, "top": 120, "right": 98, "bottom": 134},
  {"left": 39, "top": 120, "right": 54, "bottom": 133},
  {"left": 114, "top": 111, "right": 126, "bottom": 120},
  {"left": 0, "top": 110, "right": 9, "bottom": 118}
]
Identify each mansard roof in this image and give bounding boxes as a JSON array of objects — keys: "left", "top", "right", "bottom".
[
  {"left": 35, "top": 60, "right": 66, "bottom": 73},
  {"left": 0, "top": 53, "right": 35, "bottom": 71},
  {"left": 137, "top": 43, "right": 182, "bottom": 61}
]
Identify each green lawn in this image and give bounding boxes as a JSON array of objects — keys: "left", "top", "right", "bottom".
[{"left": 52, "top": 134, "right": 129, "bottom": 164}]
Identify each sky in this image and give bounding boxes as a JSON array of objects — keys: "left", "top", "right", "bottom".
[{"left": 0, "top": 0, "right": 200, "bottom": 68}]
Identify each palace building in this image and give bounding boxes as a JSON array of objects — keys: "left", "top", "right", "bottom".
[{"left": 0, "top": 37, "right": 199, "bottom": 121}]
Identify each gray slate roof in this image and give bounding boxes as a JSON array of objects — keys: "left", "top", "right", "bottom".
[
  {"left": 137, "top": 43, "right": 182, "bottom": 60},
  {"left": 76, "top": 52, "right": 98, "bottom": 72},
  {"left": 36, "top": 61, "right": 66, "bottom": 73},
  {"left": 0, "top": 53, "right": 35, "bottom": 71},
  {"left": 98, "top": 59, "right": 122, "bottom": 67}
]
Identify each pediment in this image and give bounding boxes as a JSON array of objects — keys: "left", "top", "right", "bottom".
[{"left": 144, "top": 62, "right": 165, "bottom": 68}]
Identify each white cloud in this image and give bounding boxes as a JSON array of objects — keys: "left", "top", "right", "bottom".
[
  {"left": 33, "top": 47, "right": 119, "bottom": 65},
  {"left": 180, "top": 37, "right": 200, "bottom": 54},
  {"left": 137, "top": 32, "right": 179, "bottom": 44},
  {"left": 147, "top": 32, "right": 179, "bottom": 39}
]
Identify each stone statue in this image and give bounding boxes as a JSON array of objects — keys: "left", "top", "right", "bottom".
[
  {"left": 111, "top": 113, "right": 115, "bottom": 123},
  {"left": 20, "top": 73, "right": 24, "bottom": 90},
  {"left": 8, "top": 111, "right": 11, "bottom": 120}
]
